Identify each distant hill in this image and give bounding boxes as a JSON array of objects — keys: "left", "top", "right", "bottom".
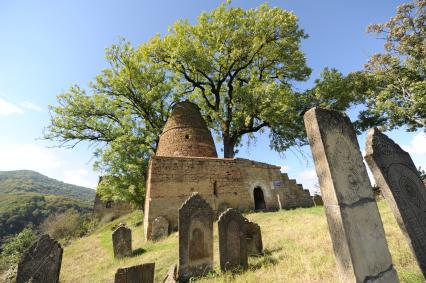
[
  {"left": 0, "top": 170, "right": 96, "bottom": 244},
  {"left": 0, "top": 170, "right": 96, "bottom": 201}
]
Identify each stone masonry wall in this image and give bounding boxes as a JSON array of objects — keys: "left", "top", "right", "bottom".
[
  {"left": 144, "top": 156, "right": 313, "bottom": 239},
  {"left": 93, "top": 194, "right": 133, "bottom": 220}
]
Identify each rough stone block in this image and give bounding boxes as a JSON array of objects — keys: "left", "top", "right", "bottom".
[
  {"left": 218, "top": 208, "right": 248, "bottom": 271},
  {"left": 244, "top": 221, "right": 263, "bottom": 256},
  {"left": 162, "top": 264, "right": 177, "bottom": 283},
  {"left": 114, "top": 263, "right": 155, "bottom": 283},
  {"left": 112, "top": 223, "right": 132, "bottom": 258},
  {"left": 178, "top": 193, "right": 214, "bottom": 282},
  {"left": 304, "top": 107, "right": 399, "bottom": 283},
  {"left": 151, "top": 216, "right": 169, "bottom": 241},
  {"left": 16, "top": 234, "right": 63, "bottom": 283},
  {"left": 365, "top": 128, "right": 426, "bottom": 277}
]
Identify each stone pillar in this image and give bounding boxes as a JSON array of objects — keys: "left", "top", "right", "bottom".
[
  {"left": 365, "top": 128, "right": 426, "bottom": 277},
  {"left": 112, "top": 223, "right": 132, "bottom": 258},
  {"left": 178, "top": 193, "right": 214, "bottom": 282},
  {"left": 218, "top": 208, "right": 248, "bottom": 271},
  {"left": 114, "top": 263, "right": 155, "bottom": 283},
  {"left": 304, "top": 107, "right": 399, "bottom": 283},
  {"left": 16, "top": 234, "right": 63, "bottom": 283}
]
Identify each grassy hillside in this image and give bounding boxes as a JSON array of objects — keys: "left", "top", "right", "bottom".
[
  {"left": 60, "top": 202, "right": 424, "bottom": 283},
  {"left": 0, "top": 170, "right": 95, "bottom": 243},
  {"left": 0, "top": 170, "right": 95, "bottom": 201}
]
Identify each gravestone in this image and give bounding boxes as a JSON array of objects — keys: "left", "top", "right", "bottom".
[
  {"left": 218, "top": 208, "right": 248, "bottom": 271},
  {"left": 151, "top": 216, "right": 169, "bottom": 241},
  {"left": 178, "top": 193, "right": 214, "bottom": 282},
  {"left": 162, "top": 264, "right": 177, "bottom": 283},
  {"left": 245, "top": 220, "right": 263, "bottom": 256},
  {"left": 16, "top": 234, "right": 63, "bottom": 283},
  {"left": 365, "top": 128, "right": 426, "bottom": 277},
  {"left": 114, "top": 263, "right": 155, "bottom": 283},
  {"left": 112, "top": 223, "right": 132, "bottom": 258},
  {"left": 303, "top": 107, "right": 399, "bottom": 283}
]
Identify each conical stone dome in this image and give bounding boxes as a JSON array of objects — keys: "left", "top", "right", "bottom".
[{"left": 156, "top": 101, "right": 218, "bottom": 158}]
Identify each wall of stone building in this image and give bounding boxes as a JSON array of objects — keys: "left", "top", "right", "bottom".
[
  {"left": 93, "top": 194, "right": 133, "bottom": 220},
  {"left": 277, "top": 174, "right": 314, "bottom": 209},
  {"left": 144, "top": 156, "right": 284, "bottom": 239}
]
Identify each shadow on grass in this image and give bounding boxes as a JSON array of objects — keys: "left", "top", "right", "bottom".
[{"left": 132, "top": 248, "right": 146, "bottom": 256}]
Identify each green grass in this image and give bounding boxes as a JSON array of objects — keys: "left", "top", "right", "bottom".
[{"left": 60, "top": 202, "right": 424, "bottom": 283}]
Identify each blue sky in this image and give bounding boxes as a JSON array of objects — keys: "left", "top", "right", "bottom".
[{"left": 0, "top": 0, "right": 424, "bottom": 191}]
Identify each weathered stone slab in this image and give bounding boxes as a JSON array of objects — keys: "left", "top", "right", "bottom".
[
  {"left": 162, "top": 264, "right": 177, "bottom": 283},
  {"left": 244, "top": 220, "right": 263, "bottom": 256},
  {"left": 365, "top": 128, "right": 426, "bottom": 277},
  {"left": 178, "top": 193, "right": 214, "bottom": 282},
  {"left": 112, "top": 223, "right": 132, "bottom": 258},
  {"left": 114, "top": 263, "right": 155, "bottom": 283},
  {"left": 304, "top": 107, "right": 399, "bottom": 283},
  {"left": 218, "top": 208, "right": 248, "bottom": 271},
  {"left": 151, "top": 216, "right": 169, "bottom": 241},
  {"left": 16, "top": 234, "right": 63, "bottom": 283}
]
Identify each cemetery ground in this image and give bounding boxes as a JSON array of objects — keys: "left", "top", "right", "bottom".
[{"left": 60, "top": 202, "right": 423, "bottom": 283}]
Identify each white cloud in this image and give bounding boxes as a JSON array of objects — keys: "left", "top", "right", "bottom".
[
  {"left": 402, "top": 132, "right": 426, "bottom": 155},
  {"left": 0, "top": 144, "right": 62, "bottom": 172},
  {"left": 63, "top": 169, "right": 98, "bottom": 189},
  {"left": 20, "top": 101, "right": 43, "bottom": 112},
  {"left": 297, "top": 168, "right": 318, "bottom": 194},
  {"left": 0, "top": 98, "right": 23, "bottom": 116}
]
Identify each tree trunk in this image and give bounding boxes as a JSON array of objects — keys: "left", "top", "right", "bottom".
[{"left": 223, "top": 134, "right": 236, "bottom": 158}]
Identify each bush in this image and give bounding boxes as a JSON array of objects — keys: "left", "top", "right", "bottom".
[{"left": 0, "top": 228, "right": 37, "bottom": 271}]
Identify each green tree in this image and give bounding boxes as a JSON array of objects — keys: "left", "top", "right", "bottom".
[
  {"left": 360, "top": 0, "right": 425, "bottom": 131},
  {"left": 0, "top": 228, "right": 37, "bottom": 268},
  {"left": 45, "top": 3, "right": 315, "bottom": 203}
]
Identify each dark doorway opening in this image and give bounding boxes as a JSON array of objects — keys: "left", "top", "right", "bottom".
[{"left": 253, "top": 187, "right": 266, "bottom": 211}]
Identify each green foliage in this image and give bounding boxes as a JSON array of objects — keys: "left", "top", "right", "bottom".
[
  {"left": 0, "top": 228, "right": 37, "bottom": 269},
  {"left": 45, "top": 3, "right": 314, "bottom": 204},
  {"left": 361, "top": 0, "right": 425, "bottom": 131}
]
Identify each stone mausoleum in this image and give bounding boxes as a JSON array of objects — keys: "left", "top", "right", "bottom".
[{"left": 144, "top": 101, "right": 312, "bottom": 240}]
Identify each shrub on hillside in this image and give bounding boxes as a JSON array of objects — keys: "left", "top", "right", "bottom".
[
  {"left": 40, "top": 209, "right": 97, "bottom": 240},
  {"left": 0, "top": 228, "right": 37, "bottom": 271}
]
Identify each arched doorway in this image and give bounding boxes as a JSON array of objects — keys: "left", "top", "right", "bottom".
[{"left": 253, "top": 187, "right": 266, "bottom": 211}]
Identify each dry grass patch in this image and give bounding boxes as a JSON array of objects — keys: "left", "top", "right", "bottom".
[{"left": 60, "top": 201, "right": 423, "bottom": 282}]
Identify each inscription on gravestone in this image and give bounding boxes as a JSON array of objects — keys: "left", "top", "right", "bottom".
[
  {"left": 365, "top": 128, "right": 426, "bottom": 277},
  {"left": 218, "top": 208, "right": 248, "bottom": 271},
  {"left": 112, "top": 223, "right": 132, "bottom": 258},
  {"left": 178, "top": 193, "right": 213, "bottom": 282},
  {"left": 114, "top": 262, "right": 155, "bottom": 283},
  {"left": 304, "top": 107, "right": 399, "bottom": 283},
  {"left": 16, "top": 234, "right": 63, "bottom": 283}
]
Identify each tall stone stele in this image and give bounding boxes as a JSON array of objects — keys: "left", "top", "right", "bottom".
[
  {"left": 16, "top": 234, "right": 63, "bottom": 283},
  {"left": 303, "top": 107, "right": 399, "bottom": 283},
  {"left": 218, "top": 208, "right": 248, "bottom": 271},
  {"left": 178, "top": 193, "right": 214, "bottom": 282},
  {"left": 365, "top": 128, "right": 426, "bottom": 277}
]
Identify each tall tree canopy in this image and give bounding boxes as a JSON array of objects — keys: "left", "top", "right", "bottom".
[
  {"left": 360, "top": 0, "right": 425, "bottom": 131},
  {"left": 45, "top": 3, "right": 333, "bottom": 204}
]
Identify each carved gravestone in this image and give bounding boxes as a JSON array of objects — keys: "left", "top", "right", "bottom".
[
  {"left": 245, "top": 220, "right": 263, "bottom": 256},
  {"left": 304, "top": 107, "right": 399, "bottom": 283},
  {"left": 178, "top": 193, "right": 214, "bottom": 282},
  {"left": 16, "top": 234, "right": 63, "bottom": 283},
  {"left": 218, "top": 208, "right": 248, "bottom": 271},
  {"left": 115, "top": 263, "right": 155, "bottom": 283},
  {"left": 365, "top": 128, "right": 426, "bottom": 277},
  {"left": 112, "top": 223, "right": 132, "bottom": 258},
  {"left": 151, "top": 216, "right": 169, "bottom": 241}
]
